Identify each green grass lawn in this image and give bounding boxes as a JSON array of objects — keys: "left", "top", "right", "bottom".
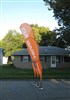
[{"left": 0, "top": 64, "right": 70, "bottom": 79}]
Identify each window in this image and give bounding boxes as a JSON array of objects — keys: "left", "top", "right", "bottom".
[
  {"left": 21, "top": 56, "right": 28, "bottom": 62},
  {"left": 56, "top": 56, "right": 64, "bottom": 63},
  {"left": 23, "top": 56, "right": 28, "bottom": 62},
  {"left": 52, "top": 56, "right": 56, "bottom": 64},
  {"left": 40, "top": 56, "right": 45, "bottom": 62}
]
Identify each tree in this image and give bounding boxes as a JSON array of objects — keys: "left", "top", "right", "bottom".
[
  {"left": 43, "top": 0, "right": 70, "bottom": 47},
  {"left": 43, "top": 0, "right": 70, "bottom": 28},
  {"left": 2, "top": 30, "right": 23, "bottom": 56},
  {"left": 31, "top": 24, "right": 52, "bottom": 45},
  {"left": 31, "top": 24, "right": 57, "bottom": 46},
  {"left": 39, "top": 31, "right": 57, "bottom": 46},
  {"left": 0, "top": 40, "right": 2, "bottom": 47},
  {"left": 31, "top": 24, "right": 42, "bottom": 44},
  {"left": 1, "top": 25, "right": 57, "bottom": 56},
  {"left": 31, "top": 24, "right": 56, "bottom": 46}
]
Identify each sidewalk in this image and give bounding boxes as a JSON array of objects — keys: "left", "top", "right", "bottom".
[{"left": 0, "top": 79, "right": 70, "bottom": 100}]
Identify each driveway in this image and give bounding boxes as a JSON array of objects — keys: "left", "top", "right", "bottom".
[{"left": 0, "top": 79, "right": 70, "bottom": 100}]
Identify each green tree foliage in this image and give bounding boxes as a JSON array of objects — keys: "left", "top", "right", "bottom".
[
  {"left": 1, "top": 25, "right": 57, "bottom": 56},
  {"left": 31, "top": 24, "right": 41, "bottom": 43},
  {"left": 2, "top": 30, "right": 23, "bottom": 56},
  {"left": 43, "top": 0, "right": 70, "bottom": 28},
  {"left": 43, "top": 0, "right": 70, "bottom": 47},
  {"left": 40, "top": 31, "right": 57, "bottom": 46},
  {"left": 0, "top": 40, "right": 2, "bottom": 47},
  {"left": 31, "top": 24, "right": 56, "bottom": 46}
]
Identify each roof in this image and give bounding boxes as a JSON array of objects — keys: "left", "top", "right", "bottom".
[
  {"left": 39, "top": 46, "right": 70, "bottom": 55},
  {"left": 11, "top": 49, "right": 29, "bottom": 56},
  {"left": 11, "top": 46, "right": 70, "bottom": 56}
]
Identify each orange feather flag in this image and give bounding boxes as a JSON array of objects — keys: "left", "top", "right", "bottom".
[{"left": 20, "top": 23, "right": 42, "bottom": 81}]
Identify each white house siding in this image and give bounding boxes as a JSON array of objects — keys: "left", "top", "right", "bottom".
[{"left": 3, "top": 57, "right": 8, "bottom": 64}]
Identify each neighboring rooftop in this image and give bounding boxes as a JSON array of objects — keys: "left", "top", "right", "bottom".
[{"left": 0, "top": 48, "right": 3, "bottom": 53}]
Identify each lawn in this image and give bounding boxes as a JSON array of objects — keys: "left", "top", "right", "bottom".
[{"left": 0, "top": 64, "right": 70, "bottom": 79}]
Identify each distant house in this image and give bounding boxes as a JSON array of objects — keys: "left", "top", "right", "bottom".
[
  {"left": 0, "top": 48, "right": 3, "bottom": 65},
  {"left": 3, "top": 57, "right": 8, "bottom": 64},
  {"left": 11, "top": 46, "right": 70, "bottom": 69}
]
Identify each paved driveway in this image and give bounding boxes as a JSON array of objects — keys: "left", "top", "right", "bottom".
[{"left": 0, "top": 79, "right": 70, "bottom": 100}]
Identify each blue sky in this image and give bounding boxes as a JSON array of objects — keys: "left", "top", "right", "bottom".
[{"left": 0, "top": 0, "right": 58, "bottom": 40}]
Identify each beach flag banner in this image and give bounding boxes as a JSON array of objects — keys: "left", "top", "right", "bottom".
[{"left": 20, "top": 23, "right": 43, "bottom": 89}]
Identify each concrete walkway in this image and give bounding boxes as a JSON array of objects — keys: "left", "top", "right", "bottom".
[{"left": 0, "top": 79, "right": 70, "bottom": 100}]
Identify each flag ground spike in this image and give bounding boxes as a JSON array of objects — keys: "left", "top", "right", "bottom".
[{"left": 38, "top": 80, "right": 43, "bottom": 90}]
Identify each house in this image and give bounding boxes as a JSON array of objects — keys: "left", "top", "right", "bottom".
[
  {"left": 11, "top": 46, "right": 70, "bottom": 69},
  {"left": 0, "top": 48, "right": 3, "bottom": 65},
  {"left": 3, "top": 57, "right": 8, "bottom": 64}
]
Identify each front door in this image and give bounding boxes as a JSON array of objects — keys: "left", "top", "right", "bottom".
[{"left": 51, "top": 56, "right": 56, "bottom": 68}]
